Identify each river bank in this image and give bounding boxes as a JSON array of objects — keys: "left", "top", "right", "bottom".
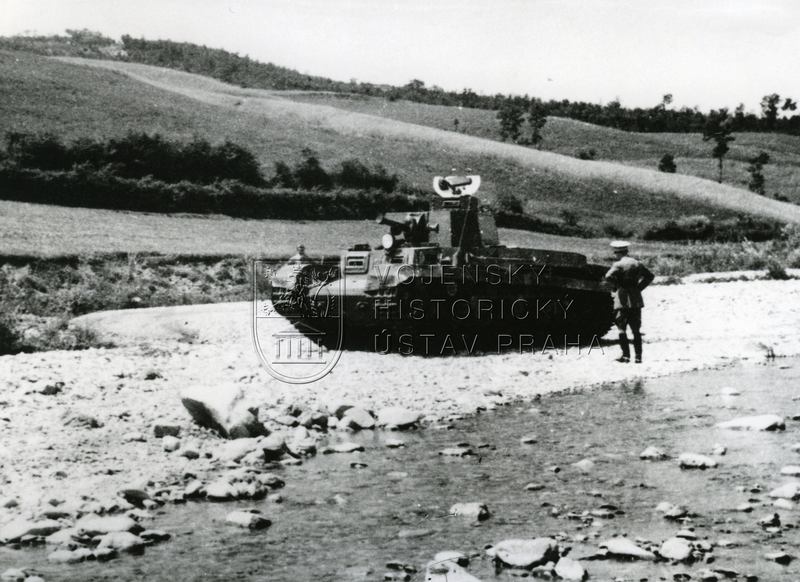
[
  {"left": 2, "top": 278, "right": 800, "bottom": 579},
  {"left": 4, "top": 360, "right": 800, "bottom": 581}
]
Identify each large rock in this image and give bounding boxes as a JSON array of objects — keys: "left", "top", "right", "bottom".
[
  {"left": 215, "top": 438, "right": 262, "bottom": 463},
  {"left": 259, "top": 434, "right": 287, "bottom": 460},
  {"left": 449, "top": 502, "right": 490, "bottom": 521},
  {"left": 46, "top": 528, "right": 80, "bottom": 546},
  {"left": 660, "top": 537, "right": 693, "bottom": 561},
  {"left": 1, "top": 569, "right": 28, "bottom": 581},
  {"left": 180, "top": 385, "right": 266, "bottom": 439},
  {"left": 161, "top": 436, "right": 181, "bottom": 452},
  {"left": 97, "top": 531, "right": 146, "bottom": 554},
  {"left": 554, "top": 557, "right": 588, "bottom": 580},
  {"left": 287, "top": 427, "right": 318, "bottom": 456},
  {"left": 376, "top": 407, "right": 421, "bottom": 429},
  {"left": 225, "top": 509, "right": 271, "bottom": 530},
  {"left": 205, "top": 480, "right": 239, "bottom": 501},
  {"left": 572, "top": 459, "right": 595, "bottom": 473},
  {"left": 600, "top": 538, "right": 656, "bottom": 560},
  {"left": 769, "top": 482, "right": 800, "bottom": 499},
  {"left": 75, "top": 514, "right": 141, "bottom": 536},
  {"left": 342, "top": 407, "right": 376, "bottom": 430},
  {"left": 0, "top": 519, "right": 63, "bottom": 543},
  {"left": 184, "top": 480, "right": 205, "bottom": 499},
  {"left": 153, "top": 424, "right": 180, "bottom": 438},
  {"left": 640, "top": 446, "right": 668, "bottom": 460},
  {"left": 119, "top": 488, "right": 150, "bottom": 508},
  {"left": 486, "top": 538, "right": 559, "bottom": 569},
  {"left": 255, "top": 473, "right": 285, "bottom": 489},
  {"left": 716, "top": 414, "right": 785, "bottom": 431}
]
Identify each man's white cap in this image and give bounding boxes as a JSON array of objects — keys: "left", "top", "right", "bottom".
[{"left": 610, "top": 240, "right": 630, "bottom": 250}]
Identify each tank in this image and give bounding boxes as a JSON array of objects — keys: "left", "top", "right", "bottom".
[{"left": 270, "top": 174, "right": 614, "bottom": 353}]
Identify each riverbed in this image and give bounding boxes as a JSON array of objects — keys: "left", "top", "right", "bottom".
[{"left": 5, "top": 359, "right": 800, "bottom": 581}]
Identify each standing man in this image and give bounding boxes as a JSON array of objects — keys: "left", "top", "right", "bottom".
[{"left": 604, "top": 241, "right": 655, "bottom": 363}]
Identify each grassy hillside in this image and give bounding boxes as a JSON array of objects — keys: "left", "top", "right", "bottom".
[
  {"left": 2, "top": 51, "right": 798, "bottom": 235},
  {"left": 284, "top": 93, "right": 800, "bottom": 203}
]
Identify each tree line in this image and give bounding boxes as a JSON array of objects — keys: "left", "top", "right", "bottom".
[
  {"left": 2, "top": 31, "right": 799, "bottom": 135},
  {"left": 0, "top": 132, "right": 415, "bottom": 218},
  {"left": 1, "top": 133, "right": 400, "bottom": 193}
]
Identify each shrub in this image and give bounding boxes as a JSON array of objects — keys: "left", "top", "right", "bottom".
[
  {"left": 271, "top": 160, "right": 296, "bottom": 188},
  {"left": 746, "top": 151, "right": 770, "bottom": 195},
  {"left": 643, "top": 214, "right": 781, "bottom": 242},
  {"left": 658, "top": 153, "right": 677, "bottom": 173},
  {"left": 496, "top": 211, "right": 595, "bottom": 237},
  {"left": 5, "top": 132, "right": 71, "bottom": 171},
  {"left": 292, "top": 149, "right": 332, "bottom": 190},
  {"left": 559, "top": 209, "right": 580, "bottom": 227},
  {"left": 576, "top": 148, "right": 597, "bottom": 160},
  {"left": 496, "top": 192, "right": 524, "bottom": 215},
  {"left": 334, "top": 159, "right": 398, "bottom": 192},
  {"left": 603, "top": 222, "right": 635, "bottom": 238},
  {"left": 3, "top": 131, "right": 266, "bottom": 186},
  {"left": 0, "top": 313, "right": 21, "bottom": 355},
  {"left": 765, "top": 259, "right": 790, "bottom": 280},
  {"left": 787, "top": 249, "right": 800, "bottom": 269}
]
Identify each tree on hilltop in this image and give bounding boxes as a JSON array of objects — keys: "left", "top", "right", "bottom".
[
  {"left": 702, "top": 109, "right": 735, "bottom": 183},
  {"left": 497, "top": 100, "right": 526, "bottom": 142},
  {"left": 746, "top": 151, "right": 770, "bottom": 195},
  {"left": 658, "top": 153, "right": 677, "bottom": 173},
  {"left": 525, "top": 98, "right": 548, "bottom": 148},
  {"left": 761, "top": 93, "right": 781, "bottom": 130}
]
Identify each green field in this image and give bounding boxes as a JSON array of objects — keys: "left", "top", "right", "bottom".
[
  {"left": 2, "top": 51, "right": 799, "bottom": 235},
  {"left": 0, "top": 198, "right": 677, "bottom": 262}
]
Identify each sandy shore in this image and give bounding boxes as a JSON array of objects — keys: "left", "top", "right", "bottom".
[{"left": 2, "top": 277, "right": 800, "bottom": 514}]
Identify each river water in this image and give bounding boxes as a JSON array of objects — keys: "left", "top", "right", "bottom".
[{"left": 6, "top": 360, "right": 800, "bottom": 581}]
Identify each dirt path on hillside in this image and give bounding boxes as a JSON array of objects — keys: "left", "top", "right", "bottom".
[
  {"left": 56, "top": 57, "right": 800, "bottom": 224},
  {"left": 1, "top": 278, "right": 799, "bottom": 516}
]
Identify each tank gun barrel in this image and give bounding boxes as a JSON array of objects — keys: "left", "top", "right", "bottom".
[{"left": 376, "top": 214, "right": 410, "bottom": 236}]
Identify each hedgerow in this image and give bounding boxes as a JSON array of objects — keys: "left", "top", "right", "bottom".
[{"left": 0, "top": 162, "right": 425, "bottom": 219}]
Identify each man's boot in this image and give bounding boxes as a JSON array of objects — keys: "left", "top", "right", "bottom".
[
  {"left": 633, "top": 332, "right": 642, "bottom": 363},
  {"left": 617, "top": 332, "right": 630, "bottom": 363}
]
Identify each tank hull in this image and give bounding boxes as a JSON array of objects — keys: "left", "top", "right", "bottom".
[{"left": 270, "top": 247, "right": 614, "bottom": 353}]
